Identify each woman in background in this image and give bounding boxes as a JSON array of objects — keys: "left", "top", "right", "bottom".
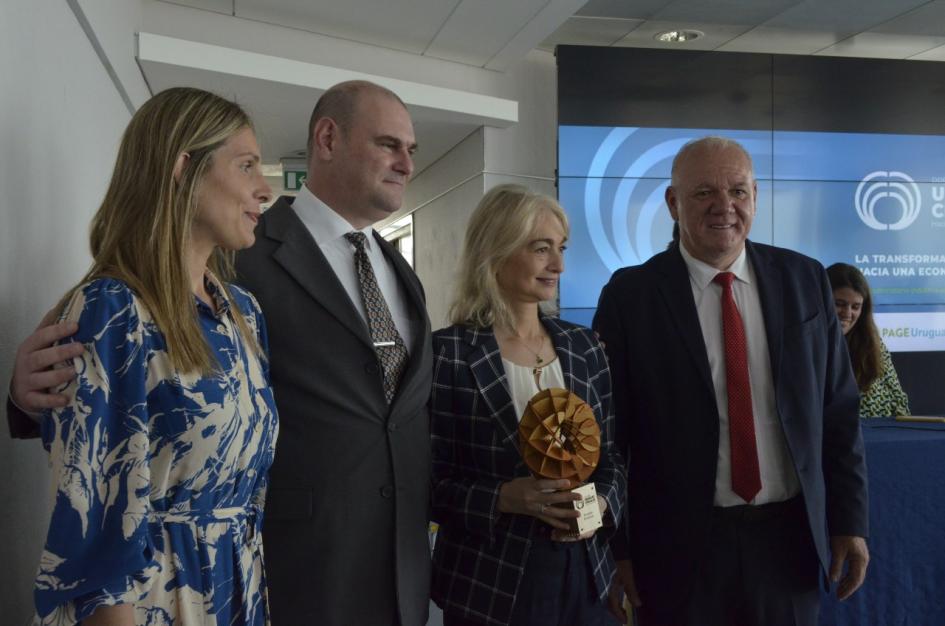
[
  {"left": 34, "top": 87, "right": 277, "bottom": 625},
  {"left": 827, "top": 262, "right": 910, "bottom": 418},
  {"left": 429, "top": 184, "right": 626, "bottom": 626}
]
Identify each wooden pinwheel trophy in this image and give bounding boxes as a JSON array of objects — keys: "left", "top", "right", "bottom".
[{"left": 518, "top": 388, "right": 603, "bottom": 534}]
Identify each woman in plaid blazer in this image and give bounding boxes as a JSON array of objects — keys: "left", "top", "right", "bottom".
[{"left": 430, "top": 185, "right": 627, "bottom": 626}]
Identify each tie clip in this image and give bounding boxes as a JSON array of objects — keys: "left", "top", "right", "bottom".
[{"left": 373, "top": 341, "right": 396, "bottom": 347}]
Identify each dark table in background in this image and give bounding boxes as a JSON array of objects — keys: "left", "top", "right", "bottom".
[{"left": 819, "top": 418, "right": 945, "bottom": 626}]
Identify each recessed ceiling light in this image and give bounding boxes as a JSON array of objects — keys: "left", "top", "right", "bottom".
[{"left": 655, "top": 29, "right": 704, "bottom": 43}]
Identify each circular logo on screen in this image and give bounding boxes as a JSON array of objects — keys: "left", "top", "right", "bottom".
[
  {"left": 854, "top": 171, "right": 921, "bottom": 231},
  {"left": 582, "top": 128, "right": 686, "bottom": 271}
]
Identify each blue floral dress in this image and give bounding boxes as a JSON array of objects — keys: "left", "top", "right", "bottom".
[{"left": 33, "top": 276, "right": 278, "bottom": 626}]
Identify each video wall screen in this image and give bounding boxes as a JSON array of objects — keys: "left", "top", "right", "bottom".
[{"left": 557, "top": 47, "right": 945, "bottom": 355}]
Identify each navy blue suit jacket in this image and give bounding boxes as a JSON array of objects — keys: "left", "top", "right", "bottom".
[
  {"left": 430, "top": 317, "right": 626, "bottom": 626},
  {"left": 594, "top": 241, "right": 868, "bottom": 607}
]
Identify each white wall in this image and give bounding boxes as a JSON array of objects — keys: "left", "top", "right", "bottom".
[
  {"left": 484, "top": 50, "right": 557, "bottom": 183},
  {"left": 76, "top": 0, "right": 151, "bottom": 110},
  {"left": 410, "top": 50, "right": 558, "bottom": 330},
  {"left": 0, "top": 0, "right": 132, "bottom": 620},
  {"left": 409, "top": 128, "right": 487, "bottom": 329}
]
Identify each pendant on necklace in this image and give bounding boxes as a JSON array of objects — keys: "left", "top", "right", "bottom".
[{"left": 532, "top": 367, "right": 543, "bottom": 389}]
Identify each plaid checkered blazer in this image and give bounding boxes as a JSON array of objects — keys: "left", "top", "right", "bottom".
[{"left": 430, "top": 317, "right": 627, "bottom": 626}]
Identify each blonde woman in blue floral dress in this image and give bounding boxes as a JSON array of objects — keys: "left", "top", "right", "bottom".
[{"left": 33, "top": 88, "right": 277, "bottom": 626}]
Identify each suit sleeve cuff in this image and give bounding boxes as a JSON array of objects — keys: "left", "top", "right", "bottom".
[
  {"left": 608, "top": 512, "right": 631, "bottom": 560},
  {"left": 7, "top": 393, "right": 41, "bottom": 439}
]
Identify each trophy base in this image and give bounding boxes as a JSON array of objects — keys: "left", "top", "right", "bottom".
[{"left": 566, "top": 483, "right": 603, "bottom": 535}]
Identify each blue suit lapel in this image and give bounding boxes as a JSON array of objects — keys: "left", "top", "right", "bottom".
[
  {"left": 464, "top": 319, "right": 584, "bottom": 453},
  {"left": 464, "top": 326, "right": 521, "bottom": 451},
  {"left": 542, "top": 316, "right": 577, "bottom": 394},
  {"left": 746, "top": 241, "right": 784, "bottom": 392},
  {"left": 653, "top": 248, "right": 715, "bottom": 396}
]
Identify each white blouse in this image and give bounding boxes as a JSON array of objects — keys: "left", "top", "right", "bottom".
[{"left": 502, "top": 357, "right": 565, "bottom": 422}]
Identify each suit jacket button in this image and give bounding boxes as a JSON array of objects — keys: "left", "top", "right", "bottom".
[
  {"left": 380, "top": 485, "right": 394, "bottom": 498},
  {"left": 365, "top": 363, "right": 379, "bottom": 375},
  {"left": 388, "top": 422, "right": 398, "bottom": 433}
]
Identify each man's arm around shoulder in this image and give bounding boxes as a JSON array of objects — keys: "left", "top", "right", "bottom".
[{"left": 7, "top": 311, "right": 84, "bottom": 438}]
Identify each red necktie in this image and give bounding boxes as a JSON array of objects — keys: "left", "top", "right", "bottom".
[{"left": 713, "top": 272, "right": 761, "bottom": 503}]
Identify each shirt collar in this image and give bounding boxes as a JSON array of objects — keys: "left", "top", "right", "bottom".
[
  {"left": 292, "top": 184, "right": 376, "bottom": 250},
  {"left": 195, "top": 270, "right": 230, "bottom": 318},
  {"left": 678, "top": 241, "right": 751, "bottom": 291}
]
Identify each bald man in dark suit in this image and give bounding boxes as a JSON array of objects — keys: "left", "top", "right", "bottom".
[{"left": 595, "top": 137, "right": 869, "bottom": 626}]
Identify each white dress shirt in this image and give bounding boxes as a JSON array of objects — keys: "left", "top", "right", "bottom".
[
  {"left": 290, "top": 185, "right": 415, "bottom": 354},
  {"left": 679, "top": 243, "right": 799, "bottom": 506}
]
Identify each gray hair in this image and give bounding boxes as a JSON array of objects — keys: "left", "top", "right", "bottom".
[{"left": 670, "top": 136, "right": 754, "bottom": 186}]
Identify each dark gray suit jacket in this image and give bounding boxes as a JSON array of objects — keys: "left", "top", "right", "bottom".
[{"left": 236, "top": 196, "right": 433, "bottom": 626}]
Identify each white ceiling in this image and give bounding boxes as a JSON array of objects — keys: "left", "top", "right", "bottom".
[
  {"left": 159, "top": 0, "right": 945, "bottom": 61},
  {"left": 137, "top": 30, "right": 518, "bottom": 173},
  {"left": 138, "top": 0, "right": 945, "bottom": 179},
  {"left": 543, "top": 0, "right": 945, "bottom": 59},
  {"left": 156, "top": 0, "right": 586, "bottom": 69}
]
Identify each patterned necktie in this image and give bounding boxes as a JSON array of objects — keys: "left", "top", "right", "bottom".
[
  {"left": 713, "top": 272, "right": 762, "bottom": 502},
  {"left": 345, "top": 231, "right": 409, "bottom": 404}
]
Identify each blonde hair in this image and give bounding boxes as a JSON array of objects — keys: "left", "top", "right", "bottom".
[
  {"left": 62, "top": 87, "right": 260, "bottom": 373},
  {"left": 449, "top": 184, "right": 569, "bottom": 331}
]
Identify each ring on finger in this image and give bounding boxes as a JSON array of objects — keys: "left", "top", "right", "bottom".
[{"left": 538, "top": 503, "right": 546, "bottom": 515}]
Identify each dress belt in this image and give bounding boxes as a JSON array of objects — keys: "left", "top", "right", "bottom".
[{"left": 149, "top": 506, "right": 263, "bottom": 541}]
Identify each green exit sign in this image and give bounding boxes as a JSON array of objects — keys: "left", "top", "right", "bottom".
[{"left": 284, "top": 170, "right": 307, "bottom": 191}]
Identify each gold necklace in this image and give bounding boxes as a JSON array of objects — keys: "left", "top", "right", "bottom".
[{"left": 513, "top": 331, "right": 546, "bottom": 367}]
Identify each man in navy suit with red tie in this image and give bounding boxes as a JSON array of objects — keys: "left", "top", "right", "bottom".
[{"left": 595, "top": 137, "right": 869, "bottom": 626}]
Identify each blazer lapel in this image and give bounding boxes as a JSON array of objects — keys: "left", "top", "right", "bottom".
[
  {"left": 465, "top": 326, "right": 521, "bottom": 451},
  {"left": 653, "top": 249, "right": 715, "bottom": 396},
  {"left": 263, "top": 198, "right": 374, "bottom": 351},
  {"left": 747, "top": 242, "right": 784, "bottom": 391},
  {"left": 542, "top": 317, "right": 577, "bottom": 393}
]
